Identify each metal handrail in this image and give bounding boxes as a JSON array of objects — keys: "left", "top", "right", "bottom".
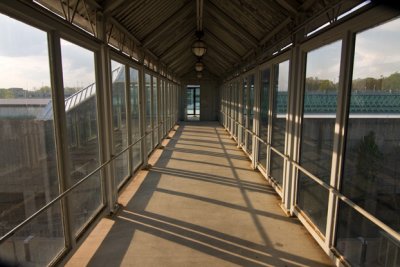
[
  {"left": 0, "top": 121, "right": 166, "bottom": 243},
  {"left": 220, "top": 110, "right": 400, "bottom": 242}
]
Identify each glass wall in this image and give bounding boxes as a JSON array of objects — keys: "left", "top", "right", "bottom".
[
  {"left": 0, "top": 8, "right": 180, "bottom": 266},
  {"left": 241, "top": 78, "right": 247, "bottom": 145},
  {"left": 130, "top": 67, "right": 142, "bottom": 171},
  {"left": 336, "top": 17, "right": 400, "bottom": 266},
  {"left": 159, "top": 79, "right": 164, "bottom": 139},
  {"left": 60, "top": 39, "right": 102, "bottom": 235},
  {"left": 234, "top": 82, "right": 239, "bottom": 138},
  {"left": 270, "top": 60, "right": 289, "bottom": 186},
  {"left": 152, "top": 76, "right": 158, "bottom": 147},
  {"left": 0, "top": 14, "right": 64, "bottom": 266},
  {"left": 297, "top": 40, "right": 342, "bottom": 234},
  {"left": 111, "top": 60, "right": 129, "bottom": 186},
  {"left": 219, "top": 8, "right": 400, "bottom": 267},
  {"left": 247, "top": 75, "right": 255, "bottom": 154},
  {"left": 145, "top": 74, "right": 152, "bottom": 155},
  {"left": 258, "top": 68, "right": 270, "bottom": 169}
]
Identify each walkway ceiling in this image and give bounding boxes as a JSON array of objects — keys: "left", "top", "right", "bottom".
[{"left": 36, "top": 0, "right": 365, "bottom": 79}]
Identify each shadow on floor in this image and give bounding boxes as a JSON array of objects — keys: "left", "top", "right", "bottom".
[{"left": 82, "top": 122, "right": 332, "bottom": 267}]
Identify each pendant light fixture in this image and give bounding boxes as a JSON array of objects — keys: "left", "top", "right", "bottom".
[
  {"left": 195, "top": 60, "right": 204, "bottom": 72},
  {"left": 192, "top": 31, "right": 207, "bottom": 57}
]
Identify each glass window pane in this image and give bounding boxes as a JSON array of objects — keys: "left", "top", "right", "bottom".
[
  {"left": 336, "top": 201, "right": 400, "bottom": 267},
  {"left": 270, "top": 60, "right": 289, "bottom": 185},
  {"left": 152, "top": 76, "right": 158, "bottom": 147},
  {"left": 0, "top": 201, "right": 64, "bottom": 266},
  {"left": 111, "top": 60, "right": 129, "bottom": 186},
  {"left": 130, "top": 67, "right": 141, "bottom": 170},
  {"left": 61, "top": 39, "right": 102, "bottom": 235},
  {"left": 0, "top": 14, "right": 64, "bottom": 266},
  {"left": 145, "top": 74, "right": 152, "bottom": 155},
  {"left": 242, "top": 78, "right": 247, "bottom": 144},
  {"left": 234, "top": 82, "right": 239, "bottom": 138},
  {"left": 297, "top": 40, "right": 342, "bottom": 234},
  {"left": 247, "top": 75, "right": 254, "bottom": 154},
  {"left": 195, "top": 87, "right": 200, "bottom": 116},
  {"left": 159, "top": 80, "right": 163, "bottom": 139},
  {"left": 258, "top": 69, "right": 270, "bottom": 169},
  {"left": 187, "top": 88, "right": 194, "bottom": 115},
  {"left": 340, "top": 17, "right": 400, "bottom": 242}
]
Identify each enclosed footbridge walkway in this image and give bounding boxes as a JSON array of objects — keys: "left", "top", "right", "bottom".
[{"left": 66, "top": 122, "right": 332, "bottom": 266}]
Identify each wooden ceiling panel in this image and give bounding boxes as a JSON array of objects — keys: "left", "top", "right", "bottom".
[{"left": 93, "top": 0, "right": 360, "bottom": 79}]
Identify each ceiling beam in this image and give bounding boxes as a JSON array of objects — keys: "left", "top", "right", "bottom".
[
  {"left": 101, "top": 0, "right": 127, "bottom": 14},
  {"left": 203, "top": 57, "right": 226, "bottom": 75},
  {"left": 205, "top": 0, "right": 258, "bottom": 48},
  {"left": 142, "top": 1, "right": 193, "bottom": 47},
  {"left": 159, "top": 27, "right": 196, "bottom": 59},
  {"left": 274, "top": 0, "right": 299, "bottom": 16},
  {"left": 205, "top": 46, "right": 235, "bottom": 67},
  {"left": 167, "top": 51, "right": 194, "bottom": 70},
  {"left": 162, "top": 46, "right": 189, "bottom": 63},
  {"left": 174, "top": 59, "right": 195, "bottom": 75},
  {"left": 204, "top": 48, "right": 232, "bottom": 69},
  {"left": 259, "top": 17, "right": 292, "bottom": 45},
  {"left": 109, "top": 17, "right": 160, "bottom": 61},
  {"left": 205, "top": 15, "right": 249, "bottom": 53},
  {"left": 204, "top": 29, "right": 241, "bottom": 60},
  {"left": 300, "top": 0, "right": 319, "bottom": 11}
]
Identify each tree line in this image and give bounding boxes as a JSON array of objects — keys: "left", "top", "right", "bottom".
[
  {"left": 0, "top": 86, "right": 81, "bottom": 99},
  {"left": 306, "top": 72, "right": 400, "bottom": 92}
]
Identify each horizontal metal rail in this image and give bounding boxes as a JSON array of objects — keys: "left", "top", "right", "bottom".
[
  {"left": 0, "top": 121, "right": 166, "bottom": 244},
  {"left": 220, "top": 110, "right": 400, "bottom": 241}
]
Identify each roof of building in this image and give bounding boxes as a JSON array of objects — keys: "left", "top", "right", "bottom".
[{"left": 0, "top": 98, "right": 51, "bottom": 106}]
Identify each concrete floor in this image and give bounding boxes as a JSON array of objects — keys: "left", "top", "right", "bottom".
[{"left": 66, "top": 122, "right": 333, "bottom": 267}]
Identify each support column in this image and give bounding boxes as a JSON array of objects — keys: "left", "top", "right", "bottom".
[
  {"left": 283, "top": 29, "right": 306, "bottom": 215},
  {"left": 140, "top": 66, "right": 148, "bottom": 167},
  {"left": 48, "top": 30, "right": 75, "bottom": 249},
  {"left": 97, "top": 14, "right": 117, "bottom": 214}
]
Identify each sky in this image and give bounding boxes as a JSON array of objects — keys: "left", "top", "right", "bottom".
[
  {"left": 0, "top": 13, "right": 95, "bottom": 91},
  {"left": 0, "top": 12, "right": 400, "bottom": 91}
]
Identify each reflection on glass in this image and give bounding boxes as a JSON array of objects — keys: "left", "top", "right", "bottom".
[
  {"left": 161, "top": 81, "right": 167, "bottom": 136},
  {"left": 338, "top": 18, "right": 400, "bottom": 262},
  {"left": 0, "top": 14, "right": 64, "bottom": 265},
  {"left": 130, "top": 68, "right": 141, "bottom": 171},
  {"left": 153, "top": 76, "right": 158, "bottom": 146},
  {"left": 242, "top": 78, "right": 247, "bottom": 145},
  {"left": 270, "top": 60, "right": 289, "bottom": 185},
  {"left": 159, "top": 80, "right": 164, "bottom": 139},
  {"left": 258, "top": 69, "right": 270, "bottom": 169},
  {"left": 111, "top": 61, "right": 129, "bottom": 186},
  {"left": 145, "top": 74, "right": 152, "bottom": 155},
  {"left": 186, "top": 86, "right": 200, "bottom": 121},
  {"left": 195, "top": 87, "right": 200, "bottom": 116},
  {"left": 0, "top": 201, "right": 64, "bottom": 266},
  {"left": 247, "top": 75, "right": 254, "bottom": 154},
  {"left": 297, "top": 173, "right": 329, "bottom": 232},
  {"left": 234, "top": 82, "right": 239, "bottom": 138},
  {"left": 61, "top": 39, "right": 102, "bottom": 235},
  {"left": 336, "top": 201, "right": 400, "bottom": 267},
  {"left": 297, "top": 40, "right": 342, "bottom": 234},
  {"left": 164, "top": 83, "right": 169, "bottom": 133}
]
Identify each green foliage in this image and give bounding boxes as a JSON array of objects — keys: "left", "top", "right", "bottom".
[
  {"left": 305, "top": 77, "right": 337, "bottom": 92},
  {"left": 353, "top": 72, "right": 400, "bottom": 91},
  {"left": 0, "top": 89, "right": 14, "bottom": 98},
  {"left": 0, "top": 86, "right": 81, "bottom": 98},
  {"left": 356, "top": 131, "right": 383, "bottom": 182}
]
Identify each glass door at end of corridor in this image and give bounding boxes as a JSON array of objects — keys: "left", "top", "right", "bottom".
[{"left": 187, "top": 85, "right": 200, "bottom": 121}]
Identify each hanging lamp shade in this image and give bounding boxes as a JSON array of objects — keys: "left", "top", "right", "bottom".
[
  {"left": 195, "top": 61, "right": 204, "bottom": 72},
  {"left": 192, "top": 40, "right": 207, "bottom": 57},
  {"left": 196, "top": 71, "right": 202, "bottom": 78}
]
